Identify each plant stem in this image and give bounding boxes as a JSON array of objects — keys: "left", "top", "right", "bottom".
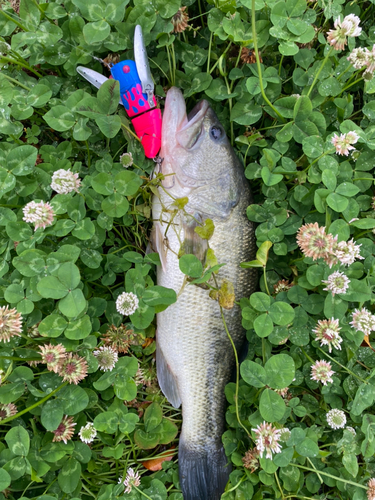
[
  {"left": 198, "top": 0, "right": 205, "bottom": 28},
  {"left": 251, "top": 0, "right": 284, "bottom": 121},
  {"left": 229, "top": 49, "right": 243, "bottom": 94},
  {"left": 263, "top": 266, "right": 270, "bottom": 295},
  {"left": 289, "top": 463, "right": 367, "bottom": 490},
  {"left": 30, "top": 0, "right": 49, "bottom": 18},
  {"left": 149, "top": 58, "right": 170, "bottom": 83},
  {"left": 43, "top": 477, "right": 58, "bottom": 494},
  {"left": 134, "top": 486, "right": 153, "bottom": 500},
  {"left": 303, "top": 148, "right": 335, "bottom": 172},
  {"left": 166, "top": 45, "right": 173, "bottom": 87},
  {"left": 300, "top": 348, "right": 314, "bottom": 364},
  {"left": 171, "top": 42, "right": 176, "bottom": 86},
  {"left": 0, "top": 8, "right": 28, "bottom": 31},
  {"left": 10, "top": 134, "right": 23, "bottom": 145},
  {"left": 21, "top": 481, "right": 34, "bottom": 497},
  {"left": 85, "top": 140, "right": 91, "bottom": 167},
  {"left": 0, "top": 356, "right": 41, "bottom": 361},
  {"left": 0, "top": 382, "right": 68, "bottom": 424},
  {"left": 80, "top": 481, "right": 96, "bottom": 498},
  {"left": 210, "top": 42, "right": 232, "bottom": 74},
  {"left": 224, "top": 75, "right": 234, "bottom": 145},
  {"left": 307, "top": 457, "right": 323, "bottom": 484},
  {"left": 325, "top": 206, "right": 331, "bottom": 231},
  {"left": 1, "top": 56, "right": 43, "bottom": 77},
  {"left": 189, "top": 11, "right": 210, "bottom": 22},
  {"left": 0, "top": 73, "right": 31, "bottom": 91},
  {"left": 317, "top": 347, "right": 367, "bottom": 384},
  {"left": 274, "top": 471, "right": 285, "bottom": 499},
  {"left": 222, "top": 475, "right": 246, "bottom": 496},
  {"left": 307, "top": 47, "right": 334, "bottom": 97},
  {"left": 262, "top": 338, "right": 266, "bottom": 364},
  {"left": 340, "top": 77, "right": 363, "bottom": 95},
  {"left": 220, "top": 307, "right": 252, "bottom": 439},
  {"left": 120, "top": 123, "right": 142, "bottom": 143},
  {"left": 243, "top": 143, "right": 252, "bottom": 167},
  {"left": 113, "top": 143, "right": 127, "bottom": 160},
  {"left": 337, "top": 62, "right": 353, "bottom": 81},
  {"left": 207, "top": 31, "right": 213, "bottom": 74}
]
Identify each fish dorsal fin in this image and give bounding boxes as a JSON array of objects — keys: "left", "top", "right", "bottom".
[{"left": 156, "top": 344, "right": 181, "bottom": 408}]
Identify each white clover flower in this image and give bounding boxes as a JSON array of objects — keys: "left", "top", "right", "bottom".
[
  {"left": 52, "top": 415, "right": 76, "bottom": 444},
  {"left": 347, "top": 47, "right": 369, "bottom": 69},
  {"left": 311, "top": 360, "right": 335, "bottom": 385},
  {"left": 39, "top": 343, "right": 66, "bottom": 373},
  {"left": 335, "top": 238, "right": 363, "bottom": 265},
  {"left": 119, "top": 468, "right": 141, "bottom": 493},
  {"left": 364, "top": 45, "right": 375, "bottom": 80},
  {"left": 23, "top": 201, "right": 55, "bottom": 230},
  {"left": 275, "top": 387, "right": 289, "bottom": 398},
  {"left": 368, "top": 478, "right": 375, "bottom": 500},
  {"left": 135, "top": 367, "right": 146, "bottom": 386},
  {"left": 279, "top": 428, "right": 291, "bottom": 442},
  {"left": 322, "top": 271, "right": 350, "bottom": 296},
  {"left": 350, "top": 308, "right": 375, "bottom": 336},
  {"left": 93, "top": 346, "right": 118, "bottom": 372},
  {"left": 116, "top": 292, "right": 139, "bottom": 316},
  {"left": 313, "top": 318, "right": 342, "bottom": 353},
  {"left": 296, "top": 222, "right": 338, "bottom": 266},
  {"left": 327, "top": 14, "right": 362, "bottom": 51},
  {"left": 252, "top": 421, "right": 282, "bottom": 459},
  {"left": 79, "top": 422, "right": 97, "bottom": 444},
  {"left": 0, "top": 403, "right": 18, "bottom": 420},
  {"left": 341, "top": 14, "right": 362, "bottom": 37},
  {"left": 0, "top": 41, "right": 11, "bottom": 55},
  {"left": 331, "top": 132, "right": 359, "bottom": 156},
  {"left": 120, "top": 152, "right": 133, "bottom": 168},
  {"left": 0, "top": 306, "right": 22, "bottom": 343},
  {"left": 51, "top": 169, "right": 81, "bottom": 194},
  {"left": 326, "top": 409, "right": 346, "bottom": 429},
  {"left": 351, "top": 150, "right": 360, "bottom": 161},
  {"left": 346, "top": 426, "right": 356, "bottom": 436}
]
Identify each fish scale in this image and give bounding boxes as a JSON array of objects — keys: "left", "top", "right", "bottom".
[{"left": 152, "top": 87, "right": 257, "bottom": 500}]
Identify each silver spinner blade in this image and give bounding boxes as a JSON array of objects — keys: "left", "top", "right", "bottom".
[
  {"left": 76, "top": 66, "right": 123, "bottom": 106},
  {"left": 134, "top": 25, "right": 155, "bottom": 108}
]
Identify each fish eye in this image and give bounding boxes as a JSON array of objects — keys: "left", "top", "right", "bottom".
[{"left": 210, "top": 126, "right": 223, "bottom": 140}]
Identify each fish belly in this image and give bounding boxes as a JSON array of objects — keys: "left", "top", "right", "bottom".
[{"left": 155, "top": 188, "right": 256, "bottom": 500}]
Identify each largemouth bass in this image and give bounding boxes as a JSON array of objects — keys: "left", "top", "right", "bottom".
[{"left": 152, "top": 87, "right": 257, "bottom": 500}]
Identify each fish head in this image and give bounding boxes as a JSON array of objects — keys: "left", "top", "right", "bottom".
[{"left": 159, "top": 87, "right": 243, "bottom": 218}]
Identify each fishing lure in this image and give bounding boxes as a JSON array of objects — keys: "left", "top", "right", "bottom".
[{"left": 76, "top": 25, "right": 162, "bottom": 159}]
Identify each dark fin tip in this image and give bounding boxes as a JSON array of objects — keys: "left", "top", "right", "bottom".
[
  {"left": 156, "top": 344, "right": 181, "bottom": 408},
  {"left": 179, "top": 439, "right": 231, "bottom": 500}
]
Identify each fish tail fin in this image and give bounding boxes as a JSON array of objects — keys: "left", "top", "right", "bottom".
[{"left": 179, "top": 436, "right": 231, "bottom": 500}]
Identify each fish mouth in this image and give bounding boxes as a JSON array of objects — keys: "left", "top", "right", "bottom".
[
  {"left": 178, "top": 96, "right": 209, "bottom": 150},
  {"left": 162, "top": 88, "right": 209, "bottom": 151},
  {"left": 186, "top": 100, "right": 209, "bottom": 124}
]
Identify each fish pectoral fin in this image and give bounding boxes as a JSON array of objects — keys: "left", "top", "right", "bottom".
[
  {"left": 180, "top": 213, "right": 208, "bottom": 264},
  {"left": 156, "top": 344, "right": 181, "bottom": 408},
  {"left": 150, "top": 223, "right": 168, "bottom": 271}
]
